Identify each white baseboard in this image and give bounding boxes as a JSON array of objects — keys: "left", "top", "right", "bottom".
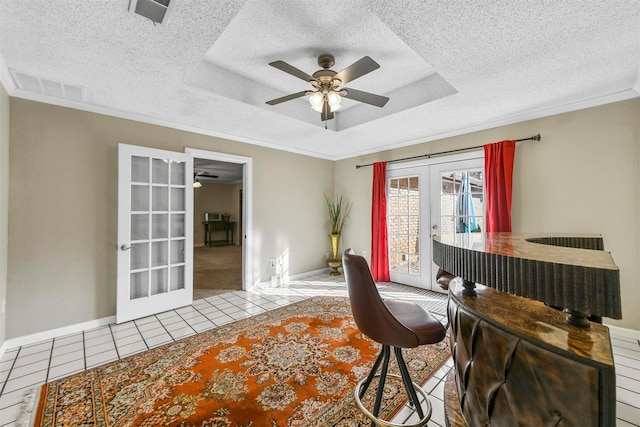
[
  {"left": 606, "top": 324, "right": 640, "bottom": 340},
  {"left": 2, "top": 267, "right": 339, "bottom": 357},
  {"left": 288, "top": 267, "right": 333, "bottom": 280},
  {"left": 1, "top": 315, "right": 116, "bottom": 352},
  {"left": 0, "top": 340, "right": 9, "bottom": 361},
  {"left": 249, "top": 268, "right": 335, "bottom": 292}
]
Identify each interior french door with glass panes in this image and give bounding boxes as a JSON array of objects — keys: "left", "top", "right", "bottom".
[{"left": 117, "top": 144, "right": 193, "bottom": 323}]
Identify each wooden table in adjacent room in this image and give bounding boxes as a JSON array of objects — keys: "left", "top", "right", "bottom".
[{"left": 203, "top": 221, "right": 237, "bottom": 246}]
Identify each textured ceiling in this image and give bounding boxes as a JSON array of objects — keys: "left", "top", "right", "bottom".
[{"left": 1, "top": 0, "right": 639, "bottom": 160}]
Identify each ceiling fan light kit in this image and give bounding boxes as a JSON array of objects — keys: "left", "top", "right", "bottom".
[{"left": 267, "top": 53, "right": 389, "bottom": 123}]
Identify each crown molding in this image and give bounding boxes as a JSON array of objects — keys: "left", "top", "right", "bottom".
[
  {"left": 2, "top": 53, "right": 637, "bottom": 163},
  {"left": 0, "top": 55, "right": 16, "bottom": 94},
  {"left": 334, "top": 89, "right": 640, "bottom": 161},
  {"left": 633, "top": 66, "right": 640, "bottom": 95}
]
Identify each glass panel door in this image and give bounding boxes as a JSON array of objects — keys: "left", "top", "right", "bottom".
[
  {"left": 439, "top": 170, "right": 484, "bottom": 235},
  {"left": 430, "top": 158, "right": 484, "bottom": 293},
  {"left": 117, "top": 144, "right": 193, "bottom": 323},
  {"left": 387, "top": 167, "right": 429, "bottom": 288},
  {"left": 386, "top": 156, "right": 484, "bottom": 292}
]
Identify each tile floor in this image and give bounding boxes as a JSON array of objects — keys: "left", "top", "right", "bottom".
[{"left": 0, "top": 273, "right": 639, "bottom": 426}]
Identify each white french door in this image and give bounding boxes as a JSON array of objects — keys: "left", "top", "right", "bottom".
[
  {"left": 387, "top": 167, "right": 429, "bottom": 288},
  {"left": 117, "top": 144, "right": 193, "bottom": 323},
  {"left": 387, "top": 155, "right": 483, "bottom": 292},
  {"left": 430, "top": 160, "right": 485, "bottom": 237},
  {"left": 429, "top": 158, "right": 484, "bottom": 292}
]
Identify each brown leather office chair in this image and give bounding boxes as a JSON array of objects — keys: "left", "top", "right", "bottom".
[{"left": 342, "top": 249, "right": 446, "bottom": 427}]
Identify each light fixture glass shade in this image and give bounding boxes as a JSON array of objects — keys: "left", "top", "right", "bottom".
[
  {"left": 193, "top": 179, "right": 202, "bottom": 188},
  {"left": 327, "top": 90, "right": 342, "bottom": 111},
  {"left": 309, "top": 91, "right": 324, "bottom": 112}
]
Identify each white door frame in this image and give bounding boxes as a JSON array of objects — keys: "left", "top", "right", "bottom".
[{"left": 185, "top": 148, "right": 253, "bottom": 290}]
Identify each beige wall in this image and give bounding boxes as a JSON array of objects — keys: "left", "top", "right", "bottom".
[
  {"left": 336, "top": 98, "right": 640, "bottom": 331},
  {"left": 194, "top": 182, "right": 242, "bottom": 245},
  {"left": 0, "top": 84, "right": 9, "bottom": 345},
  {"left": 7, "top": 99, "right": 334, "bottom": 338},
  {"left": 5, "top": 96, "right": 639, "bottom": 341}
]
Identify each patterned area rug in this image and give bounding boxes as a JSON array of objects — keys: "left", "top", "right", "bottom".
[{"left": 33, "top": 296, "right": 450, "bottom": 426}]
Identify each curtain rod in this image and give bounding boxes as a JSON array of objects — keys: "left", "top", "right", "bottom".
[{"left": 355, "top": 133, "right": 541, "bottom": 169}]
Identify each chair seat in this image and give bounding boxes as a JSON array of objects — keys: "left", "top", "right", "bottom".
[
  {"left": 436, "top": 268, "right": 456, "bottom": 291},
  {"left": 384, "top": 300, "right": 446, "bottom": 347}
]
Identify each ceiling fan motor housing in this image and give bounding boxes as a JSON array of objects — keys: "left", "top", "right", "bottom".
[
  {"left": 317, "top": 53, "right": 335, "bottom": 69},
  {"left": 311, "top": 70, "right": 341, "bottom": 91}
]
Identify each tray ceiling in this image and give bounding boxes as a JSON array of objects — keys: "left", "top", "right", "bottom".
[{"left": 0, "top": 0, "right": 638, "bottom": 160}]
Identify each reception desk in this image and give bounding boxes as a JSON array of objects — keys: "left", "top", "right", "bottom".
[{"left": 433, "top": 233, "right": 621, "bottom": 426}]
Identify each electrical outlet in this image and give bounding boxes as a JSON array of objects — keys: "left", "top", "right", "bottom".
[
  {"left": 362, "top": 250, "right": 368, "bottom": 259},
  {"left": 270, "top": 258, "right": 275, "bottom": 267},
  {"left": 325, "top": 252, "right": 330, "bottom": 260}
]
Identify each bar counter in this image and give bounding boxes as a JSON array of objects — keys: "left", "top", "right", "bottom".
[
  {"left": 433, "top": 233, "right": 620, "bottom": 426},
  {"left": 433, "top": 232, "right": 622, "bottom": 323}
]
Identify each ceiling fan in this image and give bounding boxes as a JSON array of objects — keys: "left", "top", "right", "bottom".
[
  {"left": 193, "top": 172, "right": 218, "bottom": 188},
  {"left": 266, "top": 54, "right": 389, "bottom": 122}
]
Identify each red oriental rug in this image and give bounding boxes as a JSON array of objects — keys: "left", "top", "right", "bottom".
[{"left": 32, "top": 296, "right": 450, "bottom": 426}]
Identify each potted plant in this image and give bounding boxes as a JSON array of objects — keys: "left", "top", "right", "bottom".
[{"left": 325, "top": 194, "right": 352, "bottom": 275}]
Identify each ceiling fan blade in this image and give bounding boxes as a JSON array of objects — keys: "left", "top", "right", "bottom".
[
  {"left": 343, "top": 88, "right": 389, "bottom": 107},
  {"left": 333, "top": 56, "right": 380, "bottom": 85},
  {"left": 269, "top": 60, "right": 314, "bottom": 82},
  {"left": 195, "top": 172, "right": 219, "bottom": 179},
  {"left": 266, "top": 91, "right": 308, "bottom": 106}
]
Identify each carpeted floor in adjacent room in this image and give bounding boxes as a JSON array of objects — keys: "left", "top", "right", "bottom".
[{"left": 193, "top": 245, "right": 242, "bottom": 299}]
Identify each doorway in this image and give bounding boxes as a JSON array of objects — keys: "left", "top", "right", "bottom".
[
  {"left": 186, "top": 148, "right": 253, "bottom": 299},
  {"left": 387, "top": 154, "right": 483, "bottom": 292}
]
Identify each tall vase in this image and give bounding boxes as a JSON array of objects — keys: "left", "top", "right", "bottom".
[
  {"left": 330, "top": 233, "right": 341, "bottom": 259},
  {"left": 327, "top": 233, "right": 342, "bottom": 276}
]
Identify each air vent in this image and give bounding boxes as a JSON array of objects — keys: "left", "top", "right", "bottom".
[
  {"left": 9, "top": 70, "right": 86, "bottom": 103},
  {"left": 129, "top": 0, "right": 174, "bottom": 25}
]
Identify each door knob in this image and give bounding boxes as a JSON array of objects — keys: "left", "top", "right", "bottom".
[{"left": 120, "top": 244, "right": 131, "bottom": 251}]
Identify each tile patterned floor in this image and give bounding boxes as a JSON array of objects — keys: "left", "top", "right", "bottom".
[{"left": 0, "top": 273, "right": 638, "bottom": 426}]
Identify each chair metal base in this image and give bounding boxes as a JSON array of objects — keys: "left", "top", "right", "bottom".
[
  {"left": 354, "top": 374, "right": 432, "bottom": 427},
  {"left": 354, "top": 345, "right": 433, "bottom": 427}
]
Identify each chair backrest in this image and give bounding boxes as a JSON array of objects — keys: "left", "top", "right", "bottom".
[{"left": 343, "top": 249, "right": 416, "bottom": 346}]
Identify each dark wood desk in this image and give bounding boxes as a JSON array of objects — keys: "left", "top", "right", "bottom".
[{"left": 203, "top": 221, "right": 236, "bottom": 246}]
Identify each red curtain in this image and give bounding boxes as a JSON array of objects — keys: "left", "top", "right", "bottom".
[
  {"left": 484, "top": 140, "right": 516, "bottom": 232},
  {"left": 371, "top": 162, "right": 390, "bottom": 281}
]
